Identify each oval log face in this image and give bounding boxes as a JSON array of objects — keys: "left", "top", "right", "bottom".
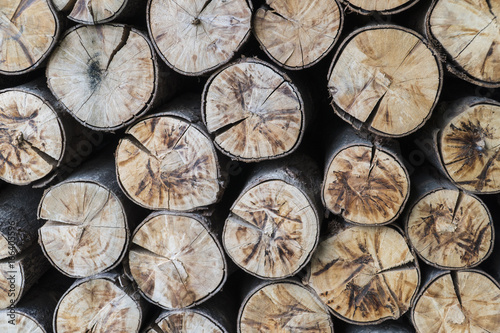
[
  {"left": 308, "top": 225, "right": 419, "bottom": 324},
  {"left": 0, "top": 90, "right": 64, "bottom": 185},
  {"left": 223, "top": 180, "right": 318, "bottom": 279},
  {"left": 148, "top": 0, "right": 251, "bottom": 75},
  {"left": 0, "top": 0, "right": 58, "bottom": 74},
  {"left": 129, "top": 213, "right": 226, "bottom": 309},
  {"left": 0, "top": 312, "right": 44, "bottom": 332},
  {"left": 440, "top": 103, "right": 500, "bottom": 194},
  {"left": 413, "top": 271, "right": 500, "bottom": 333},
  {"left": 254, "top": 0, "right": 342, "bottom": 69},
  {"left": 46, "top": 24, "right": 156, "bottom": 130},
  {"left": 239, "top": 282, "right": 334, "bottom": 332},
  {"left": 66, "top": 0, "right": 127, "bottom": 23},
  {"left": 343, "top": 0, "right": 416, "bottom": 13},
  {"left": 0, "top": 261, "right": 23, "bottom": 308},
  {"left": 328, "top": 26, "right": 441, "bottom": 137},
  {"left": 407, "top": 189, "right": 493, "bottom": 268},
  {"left": 154, "top": 311, "right": 224, "bottom": 333}
]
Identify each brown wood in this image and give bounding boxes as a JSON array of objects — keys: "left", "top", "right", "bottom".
[
  {"left": 328, "top": 25, "right": 443, "bottom": 137},
  {"left": 339, "top": 0, "right": 420, "bottom": 15},
  {"left": 53, "top": 0, "right": 142, "bottom": 24}
]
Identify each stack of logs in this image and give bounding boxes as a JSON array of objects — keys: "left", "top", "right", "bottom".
[{"left": 1, "top": 0, "right": 500, "bottom": 332}]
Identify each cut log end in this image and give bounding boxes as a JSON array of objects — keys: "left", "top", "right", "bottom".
[
  {"left": 224, "top": 180, "right": 319, "bottom": 279},
  {"left": 0, "top": 89, "right": 64, "bottom": 185},
  {"left": 63, "top": 0, "right": 128, "bottom": 24},
  {"left": 46, "top": 24, "right": 157, "bottom": 131},
  {"left": 150, "top": 311, "right": 225, "bottom": 333},
  {"left": 407, "top": 189, "right": 493, "bottom": 269},
  {"left": 38, "top": 181, "right": 128, "bottom": 278},
  {"left": 341, "top": 0, "right": 418, "bottom": 14},
  {"left": 129, "top": 212, "right": 226, "bottom": 309},
  {"left": 254, "top": 0, "right": 342, "bottom": 69},
  {"left": 323, "top": 145, "right": 409, "bottom": 225},
  {"left": 413, "top": 270, "right": 500, "bottom": 333},
  {"left": 328, "top": 26, "right": 441, "bottom": 137},
  {"left": 116, "top": 115, "right": 222, "bottom": 211},
  {"left": 148, "top": 0, "right": 252, "bottom": 75},
  {"left": 0, "top": 313, "right": 44, "bottom": 332},
  {"left": 203, "top": 59, "right": 305, "bottom": 161},
  {"left": 308, "top": 225, "right": 419, "bottom": 324},
  {"left": 0, "top": 0, "right": 58, "bottom": 74}
]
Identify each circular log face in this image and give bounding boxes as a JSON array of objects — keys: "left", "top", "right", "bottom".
[
  {"left": 0, "top": 312, "right": 44, "bottom": 332},
  {"left": 407, "top": 189, "right": 493, "bottom": 269},
  {"left": 343, "top": 0, "right": 416, "bottom": 13},
  {"left": 203, "top": 60, "right": 304, "bottom": 161},
  {"left": 224, "top": 180, "right": 318, "bottom": 279},
  {"left": 440, "top": 103, "right": 500, "bottom": 194},
  {"left": 328, "top": 26, "right": 441, "bottom": 137},
  {"left": 308, "top": 226, "right": 419, "bottom": 324},
  {"left": 116, "top": 115, "right": 222, "bottom": 211},
  {"left": 253, "top": 0, "right": 342, "bottom": 69},
  {"left": 154, "top": 311, "right": 224, "bottom": 333},
  {"left": 46, "top": 24, "right": 156, "bottom": 131},
  {"left": 0, "top": 0, "right": 57, "bottom": 74},
  {"left": 429, "top": 0, "right": 500, "bottom": 85},
  {"left": 413, "top": 271, "right": 500, "bottom": 333},
  {"left": 0, "top": 90, "right": 64, "bottom": 185},
  {"left": 65, "top": 0, "right": 127, "bottom": 23},
  {"left": 239, "top": 282, "right": 334, "bottom": 332},
  {"left": 38, "top": 181, "right": 128, "bottom": 278},
  {"left": 148, "top": 0, "right": 251, "bottom": 75},
  {"left": 323, "top": 145, "right": 409, "bottom": 225},
  {"left": 0, "top": 261, "right": 23, "bottom": 308},
  {"left": 129, "top": 213, "right": 226, "bottom": 309},
  {"left": 55, "top": 278, "right": 141, "bottom": 333}
]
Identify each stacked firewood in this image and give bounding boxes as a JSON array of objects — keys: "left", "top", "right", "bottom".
[{"left": 1, "top": 0, "right": 499, "bottom": 332}]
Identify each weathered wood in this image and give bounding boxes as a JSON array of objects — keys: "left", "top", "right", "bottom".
[
  {"left": 305, "top": 222, "right": 420, "bottom": 325},
  {"left": 322, "top": 126, "right": 410, "bottom": 225},
  {"left": 0, "top": 0, "right": 60, "bottom": 75},
  {"left": 147, "top": 0, "right": 252, "bottom": 76},
  {"left": 53, "top": 0, "right": 142, "bottom": 24},
  {"left": 128, "top": 211, "right": 227, "bottom": 310},
  {"left": 328, "top": 25, "right": 442, "bottom": 137},
  {"left": 253, "top": 0, "right": 343, "bottom": 70},
  {"left": 340, "top": 318, "right": 415, "bottom": 332},
  {"left": 340, "top": 0, "right": 419, "bottom": 15},
  {"left": 202, "top": 58, "right": 309, "bottom": 162}
]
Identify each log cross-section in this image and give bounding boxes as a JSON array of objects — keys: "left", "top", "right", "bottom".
[
  {"left": 53, "top": 0, "right": 139, "bottom": 24},
  {"left": 339, "top": 0, "right": 419, "bottom": 15}
]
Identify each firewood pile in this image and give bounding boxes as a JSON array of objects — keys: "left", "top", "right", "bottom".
[{"left": 1, "top": 0, "right": 499, "bottom": 332}]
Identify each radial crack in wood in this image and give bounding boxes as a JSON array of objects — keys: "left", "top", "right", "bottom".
[{"left": 66, "top": 0, "right": 129, "bottom": 24}]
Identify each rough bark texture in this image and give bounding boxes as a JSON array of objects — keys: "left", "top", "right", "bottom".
[
  {"left": 54, "top": 0, "right": 142, "bottom": 24},
  {"left": 340, "top": 0, "right": 420, "bottom": 14},
  {"left": 328, "top": 25, "right": 442, "bottom": 137},
  {"left": 253, "top": 0, "right": 343, "bottom": 70}
]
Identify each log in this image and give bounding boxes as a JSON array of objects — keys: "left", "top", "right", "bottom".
[
  {"left": 412, "top": 269, "right": 500, "bottom": 332},
  {"left": 339, "top": 0, "right": 420, "bottom": 15},
  {"left": 128, "top": 210, "right": 227, "bottom": 310},
  {"left": 223, "top": 156, "right": 321, "bottom": 279},
  {"left": 426, "top": 0, "right": 500, "bottom": 87},
  {"left": 46, "top": 23, "right": 176, "bottom": 131},
  {"left": 53, "top": 0, "right": 142, "bottom": 24},
  {"left": 202, "top": 58, "right": 309, "bottom": 162},
  {"left": 147, "top": 0, "right": 252, "bottom": 76},
  {"left": 53, "top": 271, "right": 147, "bottom": 333},
  {"left": 322, "top": 126, "right": 410, "bottom": 225},
  {"left": 405, "top": 170, "right": 494, "bottom": 269},
  {"left": 0, "top": 0, "right": 60, "bottom": 75},
  {"left": 305, "top": 222, "right": 420, "bottom": 325},
  {"left": 253, "top": 0, "right": 343, "bottom": 70},
  {"left": 238, "top": 279, "right": 334, "bottom": 332},
  {"left": 327, "top": 25, "right": 442, "bottom": 137},
  {"left": 340, "top": 319, "right": 415, "bottom": 333},
  {"left": 115, "top": 96, "right": 226, "bottom": 211}
]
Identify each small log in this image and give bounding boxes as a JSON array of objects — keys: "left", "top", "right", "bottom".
[
  {"left": 202, "top": 58, "right": 309, "bottom": 162},
  {"left": 147, "top": 0, "right": 252, "bottom": 76},
  {"left": 339, "top": 0, "right": 419, "bottom": 15},
  {"left": 238, "top": 279, "right": 334, "bottom": 332},
  {"left": 223, "top": 156, "right": 321, "bottom": 279},
  {"left": 0, "top": 0, "right": 60, "bottom": 75},
  {"left": 253, "top": 0, "right": 343, "bottom": 70},
  {"left": 328, "top": 25, "right": 442, "bottom": 137},
  {"left": 322, "top": 126, "right": 410, "bottom": 225},
  {"left": 412, "top": 269, "right": 500, "bottom": 332},
  {"left": 115, "top": 96, "right": 226, "bottom": 211},
  {"left": 53, "top": 0, "right": 142, "bottom": 24},
  {"left": 128, "top": 211, "right": 227, "bottom": 310},
  {"left": 426, "top": 0, "right": 500, "bottom": 87},
  {"left": 305, "top": 222, "right": 420, "bottom": 325}
]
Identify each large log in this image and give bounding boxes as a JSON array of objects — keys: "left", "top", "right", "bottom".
[
  {"left": 339, "top": 0, "right": 420, "bottom": 15},
  {"left": 53, "top": 0, "right": 142, "bottom": 24}
]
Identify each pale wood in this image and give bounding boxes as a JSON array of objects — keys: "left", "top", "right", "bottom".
[
  {"left": 128, "top": 211, "right": 227, "bottom": 310},
  {"left": 412, "top": 269, "right": 500, "bottom": 333},
  {"left": 253, "top": 0, "right": 343, "bottom": 70},
  {"left": 0, "top": 0, "right": 59, "bottom": 75},
  {"left": 427, "top": 0, "right": 500, "bottom": 87},
  {"left": 55, "top": 0, "right": 140, "bottom": 24},
  {"left": 202, "top": 58, "right": 307, "bottom": 161},
  {"left": 306, "top": 224, "right": 419, "bottom": 325},
  {"left": 147, "top": 0, "right": 252, "bottom": 76},
  {"left": 328, "top": 25, "right": 442, "bottom": 137},
  {"left": 238, "top": 280, "right": 334, "bottom": 332},
  {"left": 340, "top": 0, "right": 419, "bottom": 14}
]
